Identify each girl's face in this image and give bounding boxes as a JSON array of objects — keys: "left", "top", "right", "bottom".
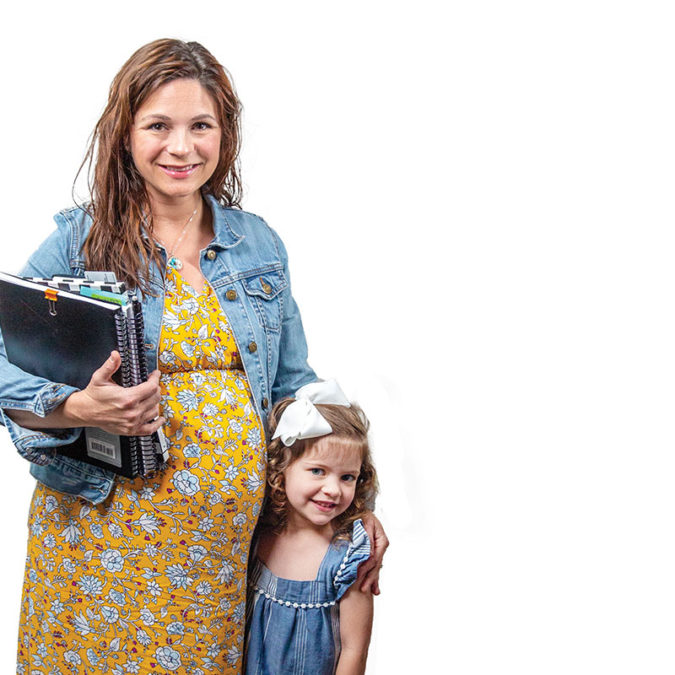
[
  {"left": 283, "top": 440, "right": 362, "bottom": 529},
  {"left": 129, "top": 78, "right": 222, "bottom": 206}
]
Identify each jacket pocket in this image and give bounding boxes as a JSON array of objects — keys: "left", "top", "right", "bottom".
[{"left": 242, "top": 267, "right": 287, "bottom": 333}]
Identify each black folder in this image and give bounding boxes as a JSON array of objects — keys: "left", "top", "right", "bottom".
[{"left": 0, "top": 271, "right": 167, "bottom": 478}]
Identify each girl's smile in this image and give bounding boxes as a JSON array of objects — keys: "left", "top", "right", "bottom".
[
  {"left": 311, "top": 499, "right": 338, "bottom": 512},
  {"left": 283, "top": 441, "right": 362, "bottom": 529}
]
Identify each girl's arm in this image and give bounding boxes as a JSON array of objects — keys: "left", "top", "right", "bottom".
[{"left": 336, "top": 585, "right": 374, "bottom": 675}]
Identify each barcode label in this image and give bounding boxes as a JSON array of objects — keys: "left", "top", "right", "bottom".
[
  {"left": 90, "top": 440, "right": 115, "bottom": 457},
  {"left": 85, "top": 429, "right": 122, "bottom": 468}
]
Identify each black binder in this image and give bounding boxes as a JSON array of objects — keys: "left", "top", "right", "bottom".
[{"left": 0, "top": 271, "right": 167, "bottom": 478}]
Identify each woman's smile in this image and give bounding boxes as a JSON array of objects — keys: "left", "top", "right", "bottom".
[
  {"left": 129, "top": 79, "right": 221, "bottom": 204},
  {"left": 158, "top": 163, "right": 203, "bottom": 178}
]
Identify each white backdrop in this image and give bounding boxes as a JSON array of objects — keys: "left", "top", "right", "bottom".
[{"left": 1, "top": 1, "right": 674, "bottom": 673}]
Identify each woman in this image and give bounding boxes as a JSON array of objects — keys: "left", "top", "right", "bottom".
[{"left": 1, "top": 39, "right": 386, "bottom": 674}]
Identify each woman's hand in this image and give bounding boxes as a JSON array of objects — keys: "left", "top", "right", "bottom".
[
  {"left": 62, "top": 351, "right": 164, "bottom": 435},
  {"left": 357, "top": 512, "right": 389, "bottom": 594},
  {"left": 5, "top": 352, "right": 164, "bottom": 434}
]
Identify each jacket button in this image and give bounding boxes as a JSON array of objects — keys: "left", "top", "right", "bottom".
[
  {"left": 261, "top": 280, "right": 272, "bottom": 294},
  {"left": 248, "top": 341, "right": 258, "bottom": 353},
  {"left": 206, "top": 249, "right": 217, "bottom": 260},
  {"left": 261, "top": 397, "right": 269, "bottom": 409},
  {"left": 226, "top": 289, "right": 237, "bottom": 301}
]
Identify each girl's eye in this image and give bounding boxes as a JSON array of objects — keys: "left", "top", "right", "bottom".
[
  {"left": 341, "top": 474, "right": 357, "bottom": 483},
  {"left": 309, "top": 468, "right": 324, "bottom": 476}
]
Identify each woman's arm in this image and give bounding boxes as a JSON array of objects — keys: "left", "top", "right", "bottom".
[
  {"left": 0, "top": 213, "right": 89, "bottom": 460},
  {"left": 2, "top": 210, "right": 162, "bottom": 440},
  {"left": 7, "top": 351, "right": 164, "bottom": 436},
  {"left": 336, "top": 584, "right": 374, "bottom": 675},
  {"left": 268, "top": 228, "right": 317, "bottom": 402},
  {"left": 357, "top": 512, "right": 390, "bottom": 594},
  {"left": 0, "top": 214, "right": 78, "bottom": 420}
]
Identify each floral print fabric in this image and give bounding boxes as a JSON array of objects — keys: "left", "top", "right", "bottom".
[{"left": 17, "top": 268, "right": 265, "bottom": 674}]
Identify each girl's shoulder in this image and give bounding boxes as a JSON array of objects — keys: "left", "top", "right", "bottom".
[{"left": 325, "top": 519, "right": 371, "bottom": 601}]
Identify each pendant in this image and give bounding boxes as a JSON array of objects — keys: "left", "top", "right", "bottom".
[{"left": 167, "top": 256, "right": 183, "bottom": 271}]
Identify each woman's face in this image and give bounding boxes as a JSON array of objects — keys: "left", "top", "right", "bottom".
[{"left": 129, "top": 78, "right": 221, "bottom": 205}]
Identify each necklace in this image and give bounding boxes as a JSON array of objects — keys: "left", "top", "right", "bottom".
[{"left": 155, "top": 208, "right": 198, "bottom": 271}]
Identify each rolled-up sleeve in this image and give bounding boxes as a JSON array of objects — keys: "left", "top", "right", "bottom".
[{"left": 0, "top": 408, "right": 82, "bottom": 465}]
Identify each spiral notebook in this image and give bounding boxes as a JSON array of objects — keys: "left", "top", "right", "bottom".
[{"left": 0, "top": 271, "right": 168, "bottom": 478}]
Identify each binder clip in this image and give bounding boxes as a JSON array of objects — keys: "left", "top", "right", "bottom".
[{"left": 44, "top": 287, "right": 59, "bottom": 316}]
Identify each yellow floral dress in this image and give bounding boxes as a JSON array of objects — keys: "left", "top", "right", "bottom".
[{"left": 17, "top": 268, "right": 265, "bottom": 674}]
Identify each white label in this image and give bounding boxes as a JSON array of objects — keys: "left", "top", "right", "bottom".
[
  {"left": 85, "top": 429, "right": 122, "bottom": 468},
  {"left": 156, "top": 428, "right": 170, "bottom": 461}
]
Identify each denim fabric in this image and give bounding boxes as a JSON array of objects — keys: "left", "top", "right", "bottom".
[
  {"left": 245, "top": 520, "right": 371, "bottom": 674},
  {"left": 0, "top": 195, "right": 316, "bottom": 504}
]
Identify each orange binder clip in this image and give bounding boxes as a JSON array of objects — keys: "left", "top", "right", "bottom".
[{"left": 44, "top": 287, "right": 59, "bottom": 316}]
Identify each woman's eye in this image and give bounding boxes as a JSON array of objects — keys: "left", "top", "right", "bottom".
[
  {"left": 148, "top": 122, "right": 166, "bottom": 131},
  {"left": 309, "top": 468, "right": 324, "bottom": 476},
  {"left": 193, "top": 121, "right": 213, "bottom": 131}
]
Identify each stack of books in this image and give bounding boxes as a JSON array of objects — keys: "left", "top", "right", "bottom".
[{"left": 0, "top": 271, "right": 168, "bottom": 478}]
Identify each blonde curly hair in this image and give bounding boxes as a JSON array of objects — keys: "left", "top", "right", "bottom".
[{"left": 260, "top": 398, "right": 378, "bottom": 540}]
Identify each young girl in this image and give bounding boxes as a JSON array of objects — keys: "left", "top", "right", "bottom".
[{"left": 245, "top": 380, "right": 379, "bottom": 675}]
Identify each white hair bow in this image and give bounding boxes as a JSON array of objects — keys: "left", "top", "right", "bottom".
[{"left": 272, "top": 379, "right": 351, "bottom": 447}]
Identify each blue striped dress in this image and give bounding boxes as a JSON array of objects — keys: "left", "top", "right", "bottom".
[{"left": 245, "top": 519, "right": 371, "bottom": 674}]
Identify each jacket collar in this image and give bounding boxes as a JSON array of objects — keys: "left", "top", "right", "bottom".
[
  {"left": 140, "top": 194, "right": 245, "bottom": 250},
  {"left": 205, "top": 194, "right": 245, "bottom": 250}
]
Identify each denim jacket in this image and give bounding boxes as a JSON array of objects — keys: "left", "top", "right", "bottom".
[{"left": 0, "top": 195, "right": 316, "bottom": 504}]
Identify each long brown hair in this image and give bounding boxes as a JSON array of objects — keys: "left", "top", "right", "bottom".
[
  {"left": 262, "top": 399, "right": 379, "bottom": 541},
  {"left": 80, "top": 39, "right": 242, "bottom": 293}
]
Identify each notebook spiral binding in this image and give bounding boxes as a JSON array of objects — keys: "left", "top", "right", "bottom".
[
  {"left": 132, "top": 298, "right": 149, "bottom": 382},
  {"left": 114, "top": 313, "right": 133, "bottom": 389},
  {"left": 114, "top": 310, "right": 140, "bottom": 476},
  {"left": 128, "top": 297, "right": 159, "bottom": 475}
]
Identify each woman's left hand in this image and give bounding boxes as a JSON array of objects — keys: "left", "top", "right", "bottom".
[{"left": 357, "top": 512, "right": 389, "bottom": 594}]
